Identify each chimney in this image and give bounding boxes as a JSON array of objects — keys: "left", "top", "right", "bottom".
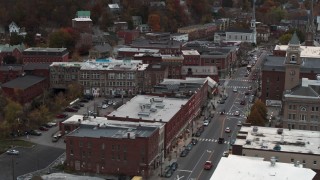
[
  {"left": 127, "top": 132, "right": 130, "bottom": 139},
  {"left": 270, "top": 157, "right": 276, "bottom": 167}
]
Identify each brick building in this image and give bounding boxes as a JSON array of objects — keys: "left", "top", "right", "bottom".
[
  {"left": 72, "top": 11, "right": 93, "bottom": 34},
  {"left": 261, "top": 33, "right": 320, "bottom": 104},
  {"left": 142, "top": 64, "right": 168, "bottom": 93},
  {"left": 65, "top": 118, "right": 162, "bottom": 178},
  {"left": 117, "top": 30, "right": 140, "bottom": 45},
  {"left": 130, "top": 39, "right": 182, "bottom": 55},
  {"left": 117, "top": 48, "right": 159, "bottom": 59},
  {"left": 22, "top": 47, "right": 69, "bottom": 64},
  {"left": 0, "top": 44, "right": 25, "bottom": 65},
  {"left": 1, "top": 75, "right": 47, "bottom": 104},
  {"left": 0, "top": 65, "right": 23, "bottom": 84}
]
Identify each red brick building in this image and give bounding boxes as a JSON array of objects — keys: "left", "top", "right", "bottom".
[
  {"left": 72, "top": 11, "right": 93, "bottom": 34},
  {"left": 117, "top": 30, "right": 140, "bottom": 45},
  {"left": 117, "top": 48, "right": 159, "bottom": 59},
  {"left": 65, "top": 122, "right": 160, "bottom": 177},
  {"left": 0, "top": 65, "right": 23, "bottom": 84},
  {"left": 22, "top": 47, "right": 69, "bottom": 64},
  {"left": 130, "top": 39, "right": 182, "bottom": 55},
  {"left": 1, "top": 75, "right": 47, "bottom": 104},
  {"left": 0, "top": 44, "right": 25, "bottom": 65}
]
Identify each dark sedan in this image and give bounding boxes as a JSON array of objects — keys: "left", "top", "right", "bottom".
[{"left": 180, "top": 150, "right": 189, "bottom": 157}]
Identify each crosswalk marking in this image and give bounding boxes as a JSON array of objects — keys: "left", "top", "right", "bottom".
[{"left": 197, "top": 138, "right": 230, "bottom": 144}]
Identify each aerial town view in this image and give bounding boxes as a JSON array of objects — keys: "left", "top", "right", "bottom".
[{"left": 0, "top": 0, "right": 320, "bottom": 180}]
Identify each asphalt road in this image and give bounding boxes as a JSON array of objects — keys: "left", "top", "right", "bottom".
[
  {"left": 170, "top": 64, "right": 259, "bottom": 180},
  {"left": 0, "top": 145, "right": 65, "bottom": 180}
]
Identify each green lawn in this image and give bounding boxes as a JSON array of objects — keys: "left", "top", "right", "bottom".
[{"left": 0, "top": 139, "right": 34, "bottom": 154}]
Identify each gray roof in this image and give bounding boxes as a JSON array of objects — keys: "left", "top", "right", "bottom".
[
  {"left": 68, "top": 124, "right": 157, "bottom": 138},
  {"left": 24, "top": 63, "right": 51, "bottom": 70},
  {"left": 262, "top": 56, "right": 320, "bottom": 73},
  {"left": 226, "top": 28, "right": 253, "bottom": 33},
  {"left": 289, "top": 32, "right": 300, "bottom": 45},
  {"left": 92, "top": 44, "right": 112, "bottom": 53},
  {"left": 0, "top": 65, "right": 23, "bottom": 71},
  {"left": 1, "top": 75, "right": 45, "bottom": 89},
  {"left": 289, "top": 85, "right": 320, "bottom": 97},
  {"left": 131, "top": 39, "right": 182, "bottom": 49}
]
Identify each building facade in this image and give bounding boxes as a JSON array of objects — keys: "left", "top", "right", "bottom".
[{"left": 22, "top": 47, "right": 69, "bottom": 64}]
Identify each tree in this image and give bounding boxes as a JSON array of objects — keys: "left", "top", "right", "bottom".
[
  {"left": 10, "top": 32, "right": 24, "bottom": 45},
  {"left": 279, "top": 33, "right": 292, "bottom": 45},
  {"left": 54, "top": 92, "right": 68, "bottom": 111},
  {"left": 48, "top": 28, "right": 78, "bottom": 51},
  {"left": 28, "top": 104, "right": 51, "bottom": 126},
  {"left": 251, "top": 99, "right": 268, "bottom": 122},
  {"left": 246, "top": 108, "right": 265, "bottom": 126},
  {"left": 4, "top": 100, "right": 23, "bottom": 132},
  {"left": 66, "top": 83, "right": 83, "bottom": 101}
]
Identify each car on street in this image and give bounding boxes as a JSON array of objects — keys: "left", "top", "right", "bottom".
[
  {"left": 204, "top": 161, "right": 213, "bottom": 170},
  {"left": 237, "top": 121, "right": 242, "bottom": 126},
  {"left": 218, "top": 99, "right": 225, "bottom": 104},
  {"left": 218, "top": 137, "right": 224, "bottom": 144},
  {"left": 29, "top": 130, "right": 42, "bottom": 136},
  {"left": 185, "top": 143, "right": 193, "bottom": 151},
  {"left": 56, "top": 114, "right": 68, "bottom": 119},
  {"left": 102, "top": 104, "right": 108, "bottom": 109},
  {"left": 222, "top": 95, "right": 228, "bottom": 100},
  {"left": 225, "top": 127, "right": 231, "bottom": 133},
  {"left": 47, "top": 122, "right": 57, "bottom": 127},
  {"left": 244, "top": 91, "right": 250, "bottom": 95},
  {"left": 107, "top": 100, "right": 114, "bottom": 105},
  {"left": 240, "top": 100, "right": 246, "bottom": 105},
  {"left": 180, "top": 150, "right": 189, "bottom": 157},
  {"left": 203, "top": 120, "right": 209, "bottom": 126},
  {"left": 65, "top": 107, "right": 78, "bottom": 112},
  {"left": 164, "top": 169, "right": 173, "bottom": 178},
  {"left": 195, "top": 131, "right": 201, "bottom": 137},
  {"left": 234, "top": 110, "right": 240, "bottom": 116},
  {"left": 191, "top": 138, "right": 198, "bottom": 145},
  {"left": 39, "top": 126, "right": 49, "bottom": 131},
  {"left": 78, "top": 103, "right": 85, "bottom": 107},
  {"left": 72, "top": 105, "right": 80, "bottom": 109},
  {"left": 233, "top": 87, "right": 238, "bottom": 92},
  {"left": 80, "top": 99, "right": 89, "bottom": 103},
  {"left": 170, "top": 162, "right": 178, "bottom": 171},
  {"left": 223, "top": 151, "right": 229, "bottom": 157},
  {"left": 6, "top": 149, "right": 19, "bottom": 155}
]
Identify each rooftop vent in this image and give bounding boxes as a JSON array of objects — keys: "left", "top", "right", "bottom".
[
  {"left": 138, "top": 111, "right": 150, "bottom": 117},
  {"left": 150, "top": 108, "right": 157, "bottom": 112},
  {"left": 253, "top": 126, "right": 258, "bottom": 132},
  {"left": 270, "top": 157, "right": 276, "bottom": 167},
  {"left": 246, "top": 140, "right": 251, "bottom": 145},
  {"left": 277, "top": 128, "right": 283, "bottom": 135},
  {"left": 273, "top": 144, "right": 281, "bottom": 151},
  {"left": 155, "top": 104, "right": 165, "bottom": 108},
  {"left": 153, "top": 98, "right": 163, "bottom": 102}
]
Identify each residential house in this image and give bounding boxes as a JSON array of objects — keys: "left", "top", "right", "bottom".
[
  {"left": 108, "top": 22, "right": 128, "bottom": 33},
  {"left": 0, "top": 44, "right": 25, "bottom": 64},
  {"left": 8, "top": 21, "right": 20, "bottom": 35},
  {"left": 132, "top": 16, "right": 142, "bottom": 27}
]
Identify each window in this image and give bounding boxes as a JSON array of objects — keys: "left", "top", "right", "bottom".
[
  {"left": 300, "top": 114, "right": 306, "bottom": 121},
  {"left": 291, "top": 158, "right": 294, "bottom": 163},
  {"left": 123, "top": 145, "right": 127, "bottom": 152},
  {"left": 117, "top": 153, "right": 120, "bottom": 161},
  {"left": 112, "top": 145, "right": 115, "bottom": 151},
  {"left": 277, "top": 76, "right": 280, "bottom": 81},
  {"left": 70, "top": 149, "right": 74, "bottom": 156},
  {"left": 300, "top": 106, "right": 307, "bottom": 111},
  {"left": 312, "top": 106, "right": 319, "bottom": 111},
  {"left": 290, "top": 55, "right": 296, "bottom": 63},
  {"left": 112, "top": 152, "right": 115, "bottom": 160},
  {"left": 79, "top": 142, "right": 83, "bottom": 147},
  {"left": 124, "top": 152, "right": 127, "bottom": 161},
  {"left": 314, "top": 161, "right": 317, "bottom": 165},
  {"left": 288, "top": 114, "right": 296, "bottom": 120},
  {"left": 87, "top": 142, "right": 92, "bottom": 148},
  {"left": 102, "top": 143, "right": 105, "bottom": 150}
]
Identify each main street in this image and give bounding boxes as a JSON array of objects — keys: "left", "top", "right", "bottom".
[{"left": 170, "top": 52, "right": 263, "bottom": 180}]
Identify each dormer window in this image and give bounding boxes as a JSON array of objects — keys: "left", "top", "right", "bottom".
[{"left": 290, "top": 55, "right": 296, "bottom": 63}]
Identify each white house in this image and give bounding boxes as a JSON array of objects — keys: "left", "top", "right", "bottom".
[
  {"left": 225, "top": 29, "right": 255, "bottom": 44},
  {"left": 170, "top": 33, "right": 188, "bottom": 42},
  {"left": 9, "top": 21, "right": 20, "bottom": 35}
]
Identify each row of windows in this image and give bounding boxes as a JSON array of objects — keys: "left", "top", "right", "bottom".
[
  {"left": 287, "top": 113, "right": 319, "bottom": 122},
  {"left": 289, "top": 105, "right": 319, "bottom": 112},
  {"left": 228, "top": 35, "right": 249, "bottom": 40},
  {"left": 287, "top": 124, "right": 318, "bottom": 131},
  {"left": 80, "top": 81, "right": 135, "bottom": 87}
]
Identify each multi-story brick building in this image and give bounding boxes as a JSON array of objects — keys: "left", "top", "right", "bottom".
[
  {"left": 64, "top": 117, "right": 163, "bottom": 178},
  {"left": 72, "top": 11, "right": 93, "bottom": 34},
  {"left": 261, "top": 33, "right": 320, "bottom": 104},
  {"left": 130, "top": 39, "right": 182, "bottom": 55},
  {"left": 1, "top": 75, "right": 47, "bottom": 104},
  {"left": 50, "top": 59, "right": 168, "bottom": 96},
  {"left": 232, "top": 126, "right": 320, "bottom": 179},
  {"left": 22, "top": 47, "right": 69, "bottom": 64},
  {"left": 117, "top": 48, "right": 159, "bottom": 59}
]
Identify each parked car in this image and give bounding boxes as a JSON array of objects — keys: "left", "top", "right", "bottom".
[
  {"left": 180, "top": 149, "right": 189, "bottom": 157},
  {"left": 191, "top": 138, "right": 198, "bottom": 145},
  {"left": 52, "top": 136, "right": 59, "bottom": 142},
  {"left": 80, "top": 99, "right": 89, "bottom": 103},
  {"left": 107, "top": 100, "right": 114, "bottom": 105},
  {"left": 39, "top": 126, "right": 49, "bottom": 131},
  {"left": 170, "top": 162, "right": 178, "bottom": 171},
  {"left": 225, "top": 127, "right": 231, "bottom": 133},
  {"left": 237, "top": 121, "right": 242, "bottom": 126},
  {"left": 240, "top": 100, "right": 246, "bottom": 105},
  {"left": 185, "top": 143, "right": 193, "bottom": 151},
  {"left": 6, "top": 149, "right": 19, "bottom": 155},
  {"left": 204, "top": 161, "right": 213, "bottom": 170},
  {"left": 222, "top": 95, "right": 228, "bottom": 100},
  {"left": 65, "top": 107, "right": 78, "bottom": 112},
  {"left": 56, "top": 114, "right": 68, "bottom": 119},
  {"left": 203, "top": 120, "right": 209, "bottom": 126},
  {"left": 198, "top": 126, "right": 204, "bottom": 133},
  {"left": 102, "top": 104, "right": 108, "bottom": 109},
  {"left": 164, "top": 169, "right": 173, "bottom": 178},
  {"left": 78, "top": 103, "right": 85, "bottom": 107},
  {"left": 218, "top": 99, "right": 225, "bottom": 104},
  {"left": 223, "top": 151, "right": 229, "bottom": 157},
  {"left": 47, "top": 122, "right": 57, "bottom": 127},
  {"left": 233, "top": 87, "right": 238, "bottom": 92},
  {"left": 42, "top": 123, "right": 52, "bottom": 128},
  {"left": 29, "top": 130, "right": 42, "bottom": 136},
  {"left": 244, "top": 91, "right": 250, "bottom": 95},
  {"left": 195, "top": 131, "right": 201, "bottom": 137},
  {"left": 72, "top": 105, "right": 80, "bottom": 109}
]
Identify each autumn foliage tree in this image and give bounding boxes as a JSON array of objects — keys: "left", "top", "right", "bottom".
[
  {"left": 49, "top": 27, "right": 79, "bottom": 51},
  {"left": 246, "top": 99, "right": 268, "bottom": 126}
]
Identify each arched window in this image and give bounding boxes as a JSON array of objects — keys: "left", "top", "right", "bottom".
[{"left": 291, "top": 55, "right": 296, "bottom": 62}]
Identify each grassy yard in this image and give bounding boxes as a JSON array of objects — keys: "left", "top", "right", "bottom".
[{"left": 0, "top": 139, "right": 34, "bottom": 154}]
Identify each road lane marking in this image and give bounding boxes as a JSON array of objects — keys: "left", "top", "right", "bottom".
[
  {"left": 186, "top": 150, "right": 211, "bottom": 180},
  {"left": 196, "top": 149, "right": 215, "bottom": 180},
  {"left": 177, "top": 169, "right": 192, "bottom": 172}
]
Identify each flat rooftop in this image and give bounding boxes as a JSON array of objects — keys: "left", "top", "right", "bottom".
[
  {"left": 234, "top": 126, "right": 320, "bottom": 155},
  {"left": 24, "top": 47, "right": 67, "bottom": 52},
  {"left": 66, "top": 116, "right": 159, "bottom": 139},
  {"left": 118, "top": 47, "right": 159, "bottom": 53},
  {"left": 211, "top": 155, "right": 316, "bottom": 180},
  {"left": 108, "top": 95, "right": 188, "bottom": 122},
  {"left": 50, "top": 59, "right": 148, "bottom": 71},
  {"left": 274, "top": 45, "right": 320, "bottom": 58},
  {"left": 182, "top": 50, "right": 200, "bottom": 56}
]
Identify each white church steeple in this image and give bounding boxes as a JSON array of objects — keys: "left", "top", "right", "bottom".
[{"left": 250, "top": 0, "right": 257, "bottom": 45}]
